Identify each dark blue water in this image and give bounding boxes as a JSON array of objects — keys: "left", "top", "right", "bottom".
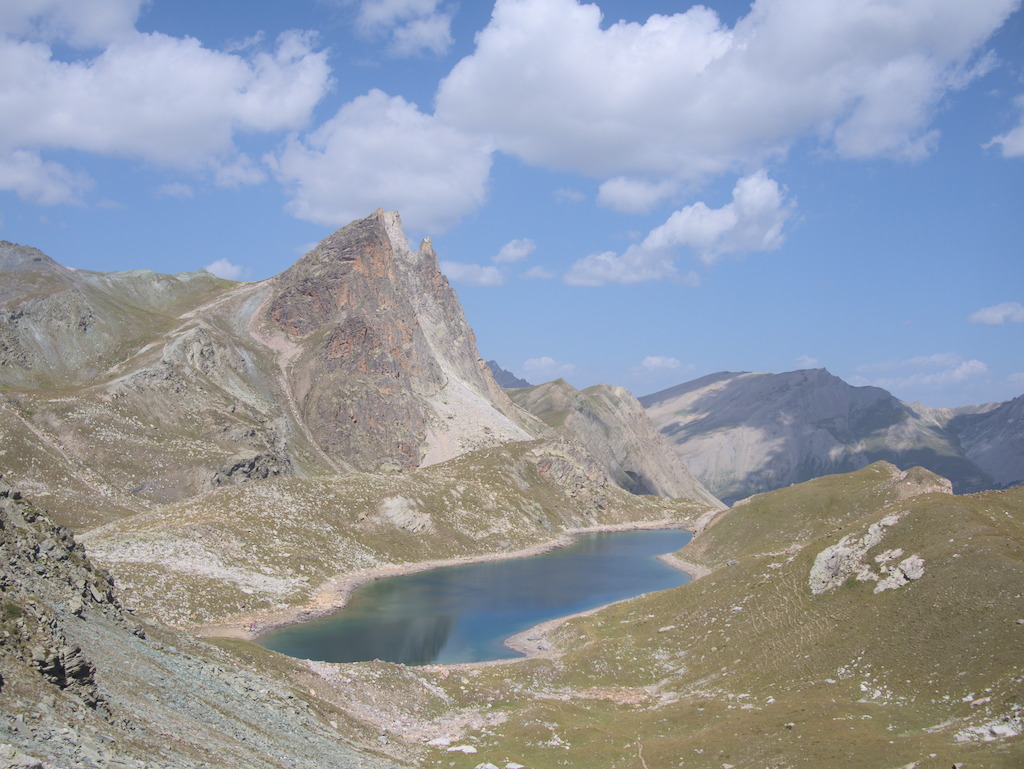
[{"left": 257, "top": 528, "right": 693, "bottom": 666}]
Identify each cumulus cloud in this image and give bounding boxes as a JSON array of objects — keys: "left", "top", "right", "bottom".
[
  {"left": 641, "top": 356, "right": 682, "bottom": 371},
  {"left": 355, "top": 0, "right": 453, "bottom": 56},
  {"left": 598, "top": 177, "right": 678, "bottom": 214},
  {"left": 203, "top": 258, "right": 249, "bottom": 280},
  {"left": 0, "top": 149, "right": 92, "bottom": 205},
  {"left": 268, "top": 89, "right": 491, "bottom": 232},
  {"left": 156, "top": 183, "right": 194, "bottom": 199},
  {"left": 436, "top": 0, "right": 1016, "bottom": 182},
  {"left": 985, "top": 95, "right": 1024, "bottom": 158},
  {"left": 970, "top": 301, "right": 1024, "bottom": 324},
  {"left": 554, "top": 187, "right": 585, "bottom": 203},
  {"left": 439, "top": 260, "right": 504, "bottom": 287},
  {"left": 523, "top": 265, "right": 556, "bottom": 280},
  {"left": 493, "top": 238, "right": 536, "bottom": 264},
  {"left": 439, "top": 236, "right": 540, "bottom": 285},
  {"left": 851, "top": 353, "right": 989, "bottom": 391},
  {"left": 214, "top": 154, "right": 267, "bottom": 188},
  {"left": 0, "top": 0, "right": 143, "bottom": 48},
  {"left": 0, "top": 9, "right": 331, "bottom": 203},
  {"left": 565, "top": 171, "right": 792, "bottom": 285},
  {"left": 522, "top": 356, "right": 576, "bottom": 380},
  {"left": 796, "top": 355, "right": 820, "bottom": 368}
]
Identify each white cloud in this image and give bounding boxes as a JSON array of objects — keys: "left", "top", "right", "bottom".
[
  {"left": 598, "top": 177, "right": 678, "bottom": 214},
  {"left": 985, "top": 95, "right": 1024, "bottom": 158},
  {"left": 0, "top": 22, "right": 331, "bottom": 197},
  {"left": 0, "top": 149, "right": 91, "bottom": 205},
  {"left": 554, "top": 187, "right": 585, "bottom": 203},
  {"left": 156, "top": 182, "right": 194, "bottom": 199},
  {"left": 493, "top": 238, "right": 536, "bottom": 264},
  {"left": 795, "top": 355, "right": 820, "bottom": 368},
  {"left": 851, "top": 353, "right": 989, "bottom": 391},
  {"left": 969, "top": 301, "right": 1024, "bottom": 324},
  {"left": 214, "top": 154, "right": 267, "bottom": 188},
  {"left": 356, "top": 0, "right": 452, "bottom": 56},
  {"left": 268, "top": 89, "right": 491, "bottom": 232},
  {"left": 203, "top": 259, "right": 249, "bottom": 280},
  {"left": 0, "top": 0, "right": 143, "bottom": 48},
  {"left": 522, "top": 356, "right": 576, "bottom": 379},
  {"left": 565, "top": 171, "right": 792, "bottom": 285},
  {"left": 523, "top": 265, "right": 556, "bottom": 280},
  {"left": 436, "top": 0, "right": 1017, "bottom": 181},
  {"left": 641, "top": 356, "right": 682, "bottom": 371},
  {"left": 440, "top": 260, "right": 504, "bottom": 287},
  {"left": 390, "top": 13, "right": 453, "bottom": 56}
]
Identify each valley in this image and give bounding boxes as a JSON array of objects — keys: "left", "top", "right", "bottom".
[{"left": 1, "top": 211, "right": 1021, "bottom": 768}]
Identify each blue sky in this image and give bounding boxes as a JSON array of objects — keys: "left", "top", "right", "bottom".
[{"left": 2, "top": 0, "right": 1022, "bottom": 408}]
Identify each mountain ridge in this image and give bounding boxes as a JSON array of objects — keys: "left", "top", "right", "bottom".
[{"left": 642, "top": 367, "right": 1020, "bottom": 504}]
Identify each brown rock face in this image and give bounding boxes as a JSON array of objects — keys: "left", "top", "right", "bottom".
[{"left": 258, "top": 209, "right": 528, "bottom": 471}]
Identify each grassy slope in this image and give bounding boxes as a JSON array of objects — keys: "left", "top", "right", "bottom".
[
  {"left": 82, "top": 439, "right": 713, "bottom": 627},
  {"left": 333, "top": 463, "right": 1023, "bottom": 769}
]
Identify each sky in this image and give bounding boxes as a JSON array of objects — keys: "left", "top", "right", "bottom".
[{"left": 1, "top": 0, "right": 1023, "bottom": 408}]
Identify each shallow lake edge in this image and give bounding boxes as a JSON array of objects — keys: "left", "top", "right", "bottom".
[{"left": 195, "top": 519, "right": 708, "bottom": 661}]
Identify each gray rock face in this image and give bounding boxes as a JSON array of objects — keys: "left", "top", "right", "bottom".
[
  {"left": 509, "top": 379, "right": 723, "bottom": 507},
  {"left": 947, "top": 394, "right": 1024, "bottom": 488},
  {"left": 641, "top": 369, "right": 1010, "bottom": 504},
  {"left": 0, "top": 478, "right": 400, "bottom": 769}
]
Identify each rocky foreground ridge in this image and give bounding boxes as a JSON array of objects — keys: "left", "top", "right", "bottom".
[
  {"left": 0, "top": 476, "right": 400, "bottom": 769},
  {"left": 642, "top": 368, "right": 1022, "bottom": 504}
]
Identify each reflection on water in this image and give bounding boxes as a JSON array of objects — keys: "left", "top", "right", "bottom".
[{"left": 258, "top": 528, "right": 692, "bottom": 666}]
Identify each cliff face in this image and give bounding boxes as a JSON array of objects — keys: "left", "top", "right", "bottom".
[
  {"left": 256, "top": 210, "right": 530, "bottom": 472},
  {"left": 641, "top": 369, "right": 1003, "bottom": 504},
  {"left": 509, "top": 379, "right": 723, "bottom": 507}
]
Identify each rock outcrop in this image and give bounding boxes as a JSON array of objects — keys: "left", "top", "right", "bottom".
[{"left": 0, "top": 477, "right": 401, "bottom": 768}]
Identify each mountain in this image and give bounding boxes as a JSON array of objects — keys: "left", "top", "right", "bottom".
[
  {"left": 508, "top": 378, "right": 723, "bottom": 507},
  {"left": 0, "top": 211, "right": 549, "bottom": 527},
  {"left": 485, "top": 360, "right": 532, "bottom": 388},
  {"left": 948, "top": 393, "right": 1024, "bottom": 489},
  {"left": 640, "top": 368, "right": 1014, "bottom": 504}
]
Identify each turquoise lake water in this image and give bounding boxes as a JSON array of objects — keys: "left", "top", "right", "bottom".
[{"left": 257, "top": 528, "right": 693, "bottom": 666}]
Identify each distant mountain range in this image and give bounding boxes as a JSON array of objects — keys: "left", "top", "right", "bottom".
[{"left": 641, "top": 368, "right": 1022, "bottom": 504}]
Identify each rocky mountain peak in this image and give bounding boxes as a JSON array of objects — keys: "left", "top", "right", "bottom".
[
  {"left": 255, "top": 209, "right": 532, "bottom": 471},
  {"left": 0, "top": 241, "right": 67, "bottom": 274}
]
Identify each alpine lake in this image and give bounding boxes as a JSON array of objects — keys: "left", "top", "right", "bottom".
[{"left": 257, "top": 528, "right": 693, "bottom": 666}]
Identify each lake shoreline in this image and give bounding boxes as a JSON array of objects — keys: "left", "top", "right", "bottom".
[{"left": 194, "top": 519, "right": 704, "bottom": 649}]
